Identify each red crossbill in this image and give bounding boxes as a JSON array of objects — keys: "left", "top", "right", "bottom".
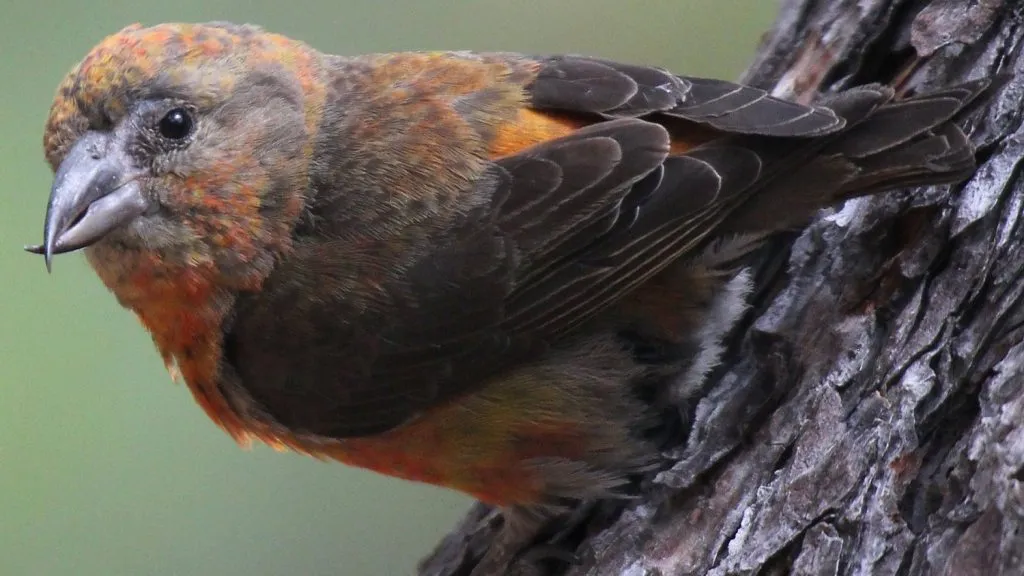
[{"left": 30, "top": 21, "right": 992, "bottom": 574}]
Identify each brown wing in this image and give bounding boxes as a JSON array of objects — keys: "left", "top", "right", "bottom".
[{"left": 224, "top": 54, "right": 988, "bottom": 438}]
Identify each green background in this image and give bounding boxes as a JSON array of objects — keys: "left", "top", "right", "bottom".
[{"left": 0, "top": 1, "right": 775, "bottom": 574}]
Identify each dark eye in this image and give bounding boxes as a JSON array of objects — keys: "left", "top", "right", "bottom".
[{"left": 158, "top": 108, "right": 193, "bottom": 141}]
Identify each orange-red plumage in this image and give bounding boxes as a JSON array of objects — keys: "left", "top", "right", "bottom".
[{"left": 488, "top": 108, "right": 585, "bottom": 158}]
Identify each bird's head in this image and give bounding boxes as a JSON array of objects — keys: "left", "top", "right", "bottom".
[{"left": 33, "top": 22, "right": 326, "bottom": 291}]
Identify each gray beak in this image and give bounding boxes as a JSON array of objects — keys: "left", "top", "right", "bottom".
[{"left": 26, "top": 131, "right": 151, "bottom": 271}]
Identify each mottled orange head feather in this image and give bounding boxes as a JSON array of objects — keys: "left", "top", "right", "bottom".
[{"left": 43, "top": 23, "right": 327, "bottom": 291}]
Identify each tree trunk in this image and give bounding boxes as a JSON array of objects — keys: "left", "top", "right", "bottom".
[{"left": 420, "top": 1, "right": 1024, "bottom": 574}]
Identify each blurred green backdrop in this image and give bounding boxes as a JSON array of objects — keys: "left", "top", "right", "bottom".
[{"left": 0, "top": 1, "right": 776, "bottom": 574}]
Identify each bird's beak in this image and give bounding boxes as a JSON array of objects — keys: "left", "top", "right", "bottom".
[{"left": 26, "top": 131, "right": 152, "bottom": 271}]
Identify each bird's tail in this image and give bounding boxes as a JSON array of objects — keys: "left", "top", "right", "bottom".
[
  {"left": 719, "top": 76, "right": 998, "bottom": 236},
  {"left": 824, "top": 79, "right": 990, "bottom": 195}
]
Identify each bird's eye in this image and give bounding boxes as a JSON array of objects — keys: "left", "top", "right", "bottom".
[{"left": 158, "top": 108, "right": 194, "bottom": 141}]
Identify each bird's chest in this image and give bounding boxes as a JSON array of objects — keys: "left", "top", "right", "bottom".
[
  {"left": 93, "top": 259, "right": 255, "bottom": 443},
  {"left": 136, "top": 293, "right": 250, "bottom": 436}
]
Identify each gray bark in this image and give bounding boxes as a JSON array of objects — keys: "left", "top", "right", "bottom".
[{"left": 420, "top": 1, "right": 1024, "bottom": 574}]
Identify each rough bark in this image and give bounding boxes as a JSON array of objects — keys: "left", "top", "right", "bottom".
[{"left": 420, "top": 1, "right": 1024, "bottom": 574}]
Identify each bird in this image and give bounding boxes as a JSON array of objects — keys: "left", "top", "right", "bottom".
[{"left": 29, "top": 21, "right": 994, "bottom": 574}]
